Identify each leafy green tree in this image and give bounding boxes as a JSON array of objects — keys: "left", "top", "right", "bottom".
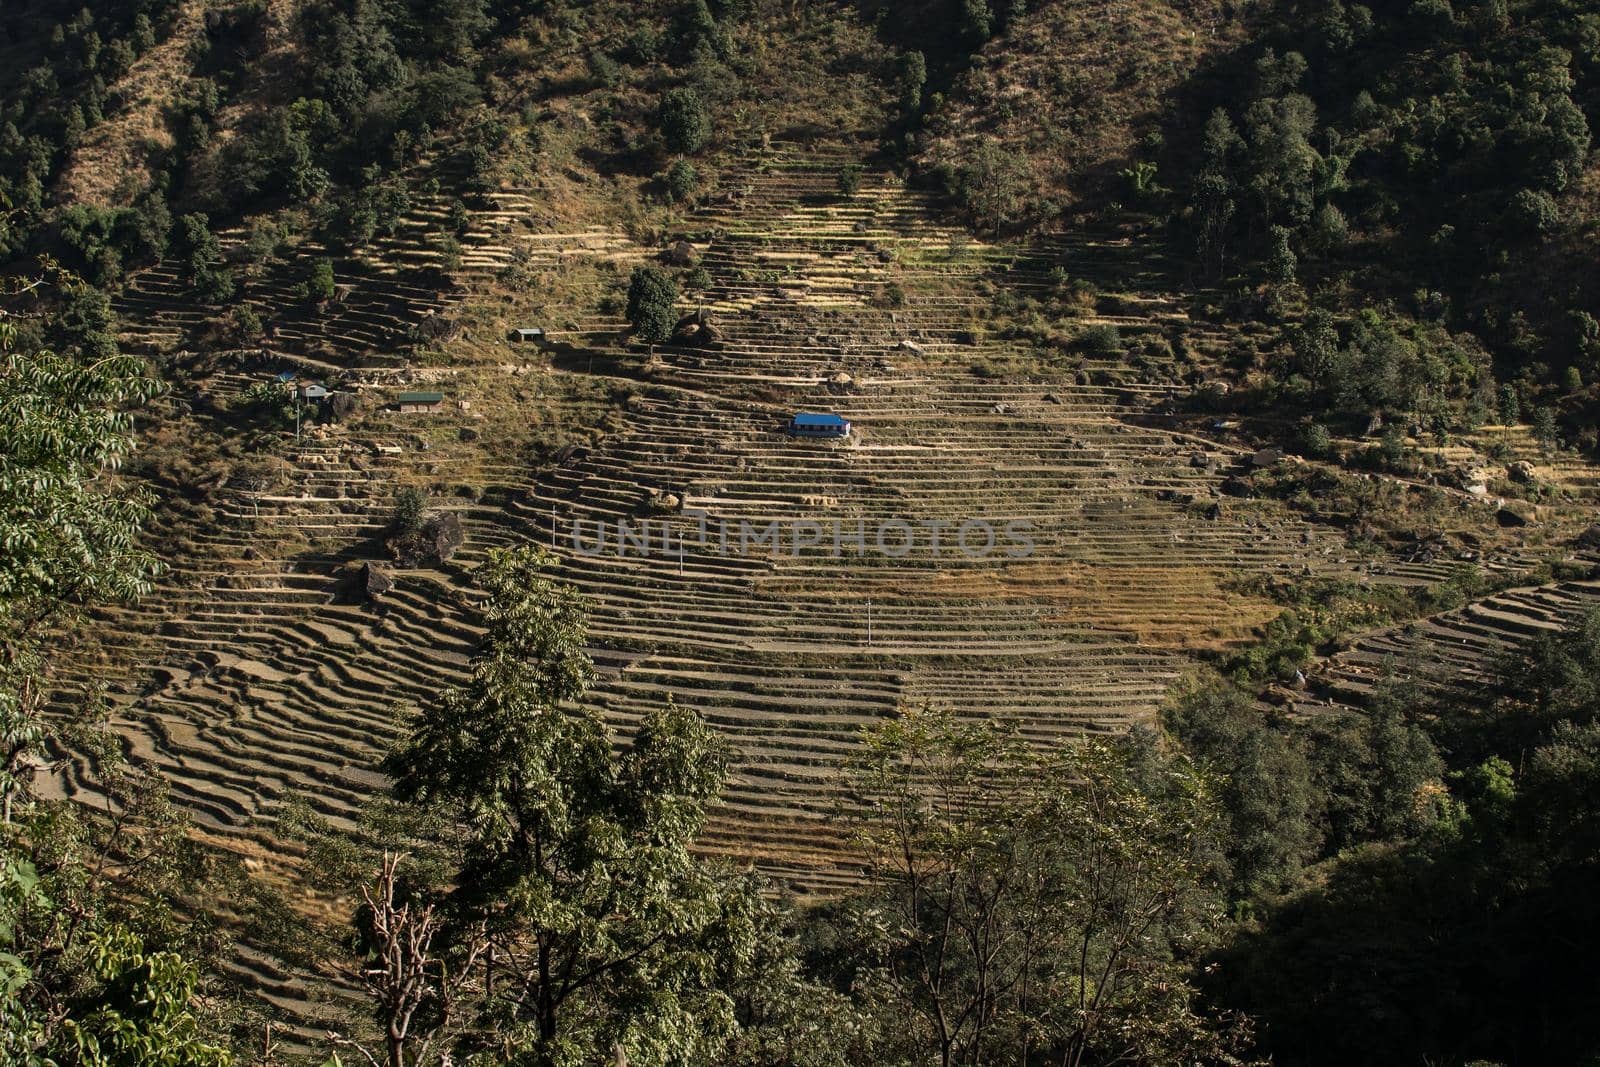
[
  {"left": 836, "top": 164, "right": 863, "bottom": 198},
  {"left": 175, "top": 214, "right": 234, "bottom": 304},
  {"left": 0, "top": 313, "right": 161, "bottom": 648},
  {"left": 1305, "top": 686, "right": 1444, "bottom": 853},
  {"left": 1497, "top": 383, "right": 1520, "bottom": 426},
  {"left": 58, "top": 926, "right": 232, "bottom": 1066},
  {"left": 1166, "top": 678, "right": 1319, "bottom": 899},
  {"left": 384, "top": 546, "right": 767, "bottom": 1064},
  {"left": 1533, "top": 405, "right": 1559, "bottom": 450},
  {"left": 390, "top": 486, "right": 427, "bottom": 547},
  {"left": 658, "top": 87, "right": 710, "bottom": 155},
  {"left": 1266, "top": 224, "right": 1297, "bottom": 284},
  {"left": 899, "top": 50, "right": 927, "bottom": 114},
  {"left": 960, "top": 0, "right": 993, "bottom": 41},
  {"left": 626, "top": 265, "right": 679, "bottom": 344},
  {"left": 1192, "top": 109, "right": 1243, "bottom": 275},
  {"left": 1289, "top": 308, "right": 1339, "bottom": 399},
  {"left": 0, "top": 273, "right": 223, "bottom": 1065},
  {"left": 307, "top": 256, "right": 337, "bottom": 302},
  {"left": 847, "top": 704, "right": 1246, "bottom": 1067}
]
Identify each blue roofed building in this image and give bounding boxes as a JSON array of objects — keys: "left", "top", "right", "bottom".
[{"left": 788, "top": 412, "right": 851, "bottom": 438}]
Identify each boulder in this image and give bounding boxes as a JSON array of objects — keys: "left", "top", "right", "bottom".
[
  {"left": 360, "top": 562, "right": 393, "bottom": 600},
  {"left": 1250, "top": 446, "right": 1285, "bottom": 468},
  {"left": 664, "top": 240, "right": 697, "bottom": 267},
  {"left": 327, "top": 391, "right": 358, "bottom": 422},
  {"left": 423, "top": 512, "right": 466, "bottom": 563},
  {"left": 1495, "top": 505, "right": 1530, "bottom": 528},
  {"left": 1220, "top": 476, "right": 1253, "bottom": 498},
  {"left": 1507, "top": 460, "right": 1537, "bottom": 484},
  {"left": 671, "top": 309, "right": 721, "bottom": 347},
  {"left": 1575, "top": 524, "right": 1600, "bottom": 551}
]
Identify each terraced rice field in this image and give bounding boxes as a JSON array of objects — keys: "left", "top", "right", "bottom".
[{"left": 45, "top": 140, "right": 1578, "bottom": 1015}]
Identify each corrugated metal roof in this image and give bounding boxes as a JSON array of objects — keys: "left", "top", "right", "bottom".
[
  {"left": 398, "top": 391, "right": 444, "bottom": 404},
  {"left": 792, "top": 412, "right": 847, "bottom": 427}
]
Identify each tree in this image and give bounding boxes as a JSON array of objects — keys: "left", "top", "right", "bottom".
[
  {"left": 175, "top": 214, "right": 234, "bottom": 303},
  {"left": 0, "top": 270, "right": 223, "bottom": 1064},
  {"left": 1289, "top": 308, "right": 1340, "bottom": 399},
  {"left": 329, "top": 852, "right": 488, "bottom": 1067},
  {"left": 836, "top": 165, "right": 863, "bottom": 198},
  {"left": 307, "top": 257, "right": 337, "bottom": 302},
  {"left": 625, "top": 265, "right": 678, "bottom": 344},
  {"left": 957, "top": 141, "right": 1027, "bottom": 233},
  {"left": 1266, "top": 224, "right": 1297, "bottom": 284},
  {"left": 0, "top": 309, "right": 162, "bottom": 650},
  {"left": 658, "top": 87, "right": 710, "bottom": 155},
  {"left": 1497, "top": 383, "right": 1520, "bottom": 427},
  {"left": 847, "top": 704, "right": 1247, "bottom": 1067},
  {"left": 1533, "top": 405, "right": 1559, "bottom": 451},
  {"left": 899, "top": 50, "right": 927, "bottom": 114},
  {"left": 383, "top": 546, "right": 766, "bottom": 1064},
  {"left": 1165, "top": 678, "right": 1319, "bottom": 899}
]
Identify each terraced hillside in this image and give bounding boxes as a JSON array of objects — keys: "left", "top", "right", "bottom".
[
  {"left": 1304, "top": 572, "right": 1600, "bottom": 714},
  {"left": 41, "top": 135, "right": 1595, "bottom": 1026}
]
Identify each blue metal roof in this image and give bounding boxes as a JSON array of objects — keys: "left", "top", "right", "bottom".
[{"left": 792, "top": 413, "right": 847, "bottom": 427}]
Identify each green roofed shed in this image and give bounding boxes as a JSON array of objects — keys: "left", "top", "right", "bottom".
[{"left": 397, "top": 391, "right": 445, "bottom": 413}]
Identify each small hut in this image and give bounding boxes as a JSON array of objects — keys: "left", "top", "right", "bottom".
[{"left": 397, "top": 391, "right": 444, "bottom": 414}]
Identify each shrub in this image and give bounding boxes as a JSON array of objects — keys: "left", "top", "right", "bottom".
[
  {"left": 391, "top": 487, "right": 426, "bottom": 539},
  {"left": 1077, "top": 323, "right": 1122, "bottom": 353},
  {"left": 664, "top": 158, "right": 698, "bottom": 202},
  {"left": 1301, "top": 421, "right": 1333, "bottom": 458}
]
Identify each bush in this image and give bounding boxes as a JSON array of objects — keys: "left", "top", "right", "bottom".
[
  {"left": 664, "top": 158, "right": 698, "bottom": 202},
  {"left": 1301, "top": 421, "right": 1333, "bottom": 458},
  {"left": 626, "top": 266, "right": 679, "bottom": 343},
  {"left": 657, "top": 87, "right": 710, "bottom": 155},
  {"left": 1077, "top": 323, "right": 1123, "bottom": 354}
]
